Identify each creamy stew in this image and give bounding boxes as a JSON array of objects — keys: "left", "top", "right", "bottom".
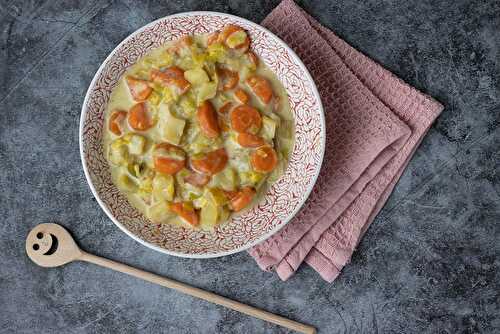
[{"left": 103, "top": 25, "right": 294, "bottom": 230}]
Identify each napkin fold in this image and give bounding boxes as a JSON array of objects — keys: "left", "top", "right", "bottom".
[{"left": 248, "top": 0, "right": 444, "bottom": 282}]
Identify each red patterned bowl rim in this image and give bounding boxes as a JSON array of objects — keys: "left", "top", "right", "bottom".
[{"left": 79, "top": 11, "right": 325, "bottom": 258}]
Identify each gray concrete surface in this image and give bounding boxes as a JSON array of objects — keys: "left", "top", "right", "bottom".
[{"left": 1, "top": 0, "right": 499, "bottom": 333}]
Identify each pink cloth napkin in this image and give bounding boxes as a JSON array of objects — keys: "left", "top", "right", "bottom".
[{"left": 248, "top": 0, "right": 444, "bottom": 282}]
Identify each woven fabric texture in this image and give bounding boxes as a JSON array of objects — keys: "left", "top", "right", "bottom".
[{"left": 248, "top": 0, "right": 444, "bottom": 282}]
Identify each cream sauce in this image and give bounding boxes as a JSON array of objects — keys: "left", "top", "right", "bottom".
[{"left": 102, "top": 30, "right": 294, "bottom": 230}]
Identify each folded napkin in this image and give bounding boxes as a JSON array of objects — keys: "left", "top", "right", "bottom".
[{"left": 248, "top": 0, "right": 444, "bottom": 282}]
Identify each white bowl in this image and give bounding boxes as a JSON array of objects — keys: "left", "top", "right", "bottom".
[{"left": 80, "top": 12, "right": 325, "bottom": 258}]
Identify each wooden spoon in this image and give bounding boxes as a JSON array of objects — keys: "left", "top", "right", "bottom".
[{"left": 26, "top": 223, "right": 316, "bottom": 334}]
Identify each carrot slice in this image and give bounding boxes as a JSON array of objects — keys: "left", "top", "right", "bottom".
[
  {"left": 109, "top": 110, "right": 127, "bottom": 136},
  {"left": 151, "top": 67, "right": 190, "bottom": 94},
  {"left": 230, "top": 105, "right": 262, "bottom": 134},
  {"left": 246, "top": 51, "right": 259, "bottom": 68},
  {"left": 197, "top": 101, "right": 220, "bottom": 139},
  {"left": 251, "top": 145, "right": 278, "bottom": 173},
  {"left": 246, "top": 75, "right": 273, "bottom": 104},
  {"left": 169, "top": 35, "right": 193, "bottom": 55},
  {"left": 170, "top": 202, "right": 199, "bottom": 226},
  {"left": 207, "top": 31, "right": 220, "bottom": 46},
  {"left": 128, "top": 103, "right": 154, "bottom": 131},
  {"left": 237, "top": 133, "right": 265, "bottom": 148},
  {"left": 191, "top": 148, "right": 228, "bottom": 175},
  {"left": 219, "top": 25, "right": 250, "bottom": 51},
  {"left": 234, "top": 88, "right": 249, "bottom": 104},
  {"left": 227, "top": 187, "right": 256, "bottom": 212},
  {"left": 153, "top": 143, "right": 186, "bottom": 175},
  {"left": 155, "top": 158, "right": 185, "bottom": 175},
  {"left": 151, "top": 67, "right": 183, "bottom": 82},
  {"left": 218, "top": 68, "right": 239, "bottom": 91},
  {"left": 218, "top": 101, "right": 232, "bottom": 114},
  {"left": 125, "top": 76, "right": 152, "bottom": 101},
  {"left": 219, "top": 25, "right": 242, "bottom": 43},
  {"left": 234, "top": 36, "right": 250, "bottom": 53},
  {"left": 176, "top": 36, "right": 193, "bottom": 50},
  {"left": 185, "top": 172, "right": 211, "bottom": 187}
]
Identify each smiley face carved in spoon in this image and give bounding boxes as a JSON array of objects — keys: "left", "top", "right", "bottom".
[{"left": 25, "top": 223, "right": 82, "bottom": 268}]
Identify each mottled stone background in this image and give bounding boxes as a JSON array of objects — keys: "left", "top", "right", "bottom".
[{"left": 0, "top": 0, "right": 498, "bottom": 333}]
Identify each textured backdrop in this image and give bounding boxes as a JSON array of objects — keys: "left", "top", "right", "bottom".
[{"left": 1, "top": 0, "right": 499, "bottom": 333}]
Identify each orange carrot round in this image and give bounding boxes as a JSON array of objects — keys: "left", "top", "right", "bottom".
[
  {"left": 218, "top": 68, "right": 239, "bottom": 91},
  {"left": 197, "top": 101, "right": 220, "bottom": 139},
  {"left": 128, "top": 103, "right": 154, "bottom": 131},
  {"left": 219, "top": 25, "right": 250, "bottom": 52},
  {"left": 250, "top": 145, "right": 278, "bottom": 173},
  {"left": 234, "top": 88, "right": 250, "bottom": 104},
  {"left": 227, "top": 187, "right": 256, "bottom": 212},
  {"left": 170, "top": 202, "right": 199, "bottom": 226},
  {"left": 191, "top": 148, "right": 228, "bottom": 175},
  {"left": 237, "top": 133, "right": 265, "bottom": 148},
  {"left": 230, "top": 105, "right": 262, "bottom": 134},
  {"left": 109, "top": 110, "right": 127, "bottom": 136},
  {"left": 126, "top": 76, "right": 152, "bottom": 101},
  {"left": 246, "top": 51, "right": 259, "bottom": 67},
  {"left": 207, "top": 31, "right": 220, "bottom": 46},
  {"left": 246, "top": 75, "right": 273, "bottom": 104},
  {"left": 151, "top": 67, "right": 190, "bottom": 94},
  {"left": 234, "top": 37, "right": 250, "bottom": 53},
  {"left": 219, "top": 25, "right": 241, "bottom": 43},
  {"left": 153, "top": 143, "right": 186, "bottom": 175}
]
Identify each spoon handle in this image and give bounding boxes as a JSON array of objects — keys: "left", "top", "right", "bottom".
[{"left": 79, "top": 251, "right": 316, "bottom": 334}]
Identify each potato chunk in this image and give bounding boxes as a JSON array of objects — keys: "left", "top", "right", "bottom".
[
  {"left": 147, "top": 201, "right": 175, "bottom": 223},
  {"left": 123, "top": 133, "right": 147, "bottom": 155},
  {"left": 184, "top": 68, "right": 210, "bottom": 85},
  {"left": 197, "top": 82, "right": 217, "bottom": 102},
  {"left": 260, "top": 116, "right": 277, "bottom": 142},
  {"left": 159, "top": 104, "right": 186, "bottom": 145},
  {"left": 109, "top": 139, "right": 130, "bottom": 166},
  {"left": 117, "top": 173, "right": 138, "bottom": 192},
  {"left": 152, "top": 173, "right": 175, "bottom": 202},
  {"left": 226, "top": 30, "right": 248, "bottom": 49}
]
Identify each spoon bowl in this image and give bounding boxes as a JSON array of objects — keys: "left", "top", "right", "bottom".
[{"left": 25, "top": 223, "right": 82, "bottom": 268}]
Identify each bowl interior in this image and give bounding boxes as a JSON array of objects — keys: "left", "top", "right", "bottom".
[{"left": 80, "top": 12, "right": 324, "bottom": 258}]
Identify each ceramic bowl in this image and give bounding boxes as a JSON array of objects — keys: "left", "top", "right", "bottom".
[{"left": 80, "top": 11, "right": 325, "bottom": 258}]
